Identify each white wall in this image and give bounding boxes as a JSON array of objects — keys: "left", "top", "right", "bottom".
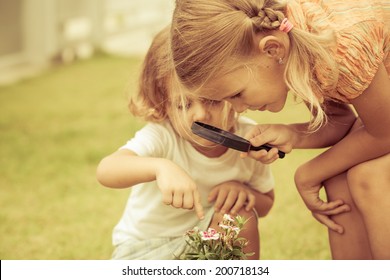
[{"left": 101, "top": 0, "right": 175, "bottom": 55}]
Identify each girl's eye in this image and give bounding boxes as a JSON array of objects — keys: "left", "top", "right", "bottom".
[{"left": 230, "top": 92, "right": 242, "bottom": 99}]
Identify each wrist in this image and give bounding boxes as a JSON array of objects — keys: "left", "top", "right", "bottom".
[
  {"left": 294, "top": 161, "right": 320, "bottom": 190},
  {"left": 151, "top": 158, "right": 172, "bottom": 179},
  {"left": 287, "top": 124, "right": 302, "bottom": 149}
]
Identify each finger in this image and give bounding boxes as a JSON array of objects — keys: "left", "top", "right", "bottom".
[
  {"left": 213, "top": 189, "right": 228, "bottom": 212},
  {"left": 161, "top": 191, "right": 173, "bottom": 206},
  {"left": 182, "top": 192, "right": 194, "bottom": 209},
  {"left": 247, "top": 149, "right": 279, "bottom": 164},
  {"left": 267, "top": 148, "right": 280, "bottom": 159},
  {"left": 220, "top": 190, "right": 238, "bottom": 214},
  {"left": 240, "top": 152, "right": 248, "bottom": 159},
  {"left": 193, "top": 190, "right": 204, "bottom": 220},
  {"left": 244, "top": 125, "right": 263, "bottom": 141},
  {"left": 313, "top": 213, "right": 344, "bottom": 234},
  {"left": 172, "top": 192, "right": 183, "bottom": 208},
  {"left": 246, "top": 150, "right": 269, "bottom": 162},
  {"left": 315, "top": 199, "right": 347, "bottom": 212},
  {"left": 208, "top": 187, "right": 219, "bottom": 202},
  {"left": 248, "top": 131, "right": 274, "bottom": 147},
  {"left": 230, "top": 191, "right": 247, "bottom": 215},
  {"left": 320, "top": 204, "right": 351, "bottom": 216},
  {"left": 245, "top": 193, "right": 256, "bottom": 211}
]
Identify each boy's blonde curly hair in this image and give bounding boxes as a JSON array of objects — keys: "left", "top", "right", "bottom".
[
  {"left": 129, "top": 26, "right": 172, "bottom": 122},
  {"left": 129, "top": 26, "right": 236, "bottom": 136}
]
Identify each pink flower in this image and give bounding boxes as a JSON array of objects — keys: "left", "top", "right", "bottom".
[{"left": 199, "top": 228, "right": 220, "bottom": 240}]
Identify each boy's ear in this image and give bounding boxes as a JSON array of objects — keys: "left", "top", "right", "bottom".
[{"left": 258, "top": 35, "right": 284, "bottom": 58}]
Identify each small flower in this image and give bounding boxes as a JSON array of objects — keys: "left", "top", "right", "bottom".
[
  {"left": 199, "top": 228, "right": 220, "bottom": 240},
  {"left": 223, "top": 214, "right": 235, "bottom": 222},
  {"left": 182, "top": 215, "right": 253, "bottom": 260},
  {"left": 231, "top": 226, "right": 240, "bottom": 234}
]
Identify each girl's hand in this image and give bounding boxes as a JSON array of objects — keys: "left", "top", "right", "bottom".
[
  {"left": 295, "top": 165, "right": 350, "bottom": 233},
  {"left": 208, "top": 181, "right": 256, "bottom": 215},
  {"left": 155, "top": 159, "right": 204, "bottom": 219},
  {"left": 241, "top": 124, "right": 294, "bottom": 163},
  {"left": 312, "top": 212, "right": 348, "bottom": 234}
]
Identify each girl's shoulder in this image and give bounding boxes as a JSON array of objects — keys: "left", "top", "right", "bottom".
[
  {"left": 292, "top": 0, "right": 390, "bottom": 102},
  {"left": 137, "top": 120, "right": 176, "bottom": 137}
]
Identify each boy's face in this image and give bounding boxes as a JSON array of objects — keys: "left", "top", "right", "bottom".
[{"left": 168, "top": 96, "right": 235, "bottom": 155}]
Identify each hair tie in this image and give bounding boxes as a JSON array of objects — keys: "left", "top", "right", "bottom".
[{"left": 279, "top": 18, "right": 293, "bottom": 33}]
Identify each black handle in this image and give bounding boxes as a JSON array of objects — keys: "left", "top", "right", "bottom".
[{"left": 250, "top": 144, "right": 285, "bottom": 159}]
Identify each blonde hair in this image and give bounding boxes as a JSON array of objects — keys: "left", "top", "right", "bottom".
[
  {"left": 171, "top": 0, "right": 338, "bottom": 129},
  {"left": 129, "top": 25, "right": 237, "bottom": 137},
  {"left": 129, "top": 26, "right": 172, "bottom": 122}
]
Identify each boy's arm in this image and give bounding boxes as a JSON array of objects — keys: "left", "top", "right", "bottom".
[
  {"left": 96, "top": 149, "right": 167, "bottom": 188},
  {"left": 96, "top": 149, "right": 205, "bottom": 219}
]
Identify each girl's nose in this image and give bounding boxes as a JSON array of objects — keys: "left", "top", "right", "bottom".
[{"left": 230, "top": 101, "right": 247, "bottom": 113}]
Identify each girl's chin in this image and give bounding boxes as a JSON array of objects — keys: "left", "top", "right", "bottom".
[{"left": 263, "top": 103, "right": 284, "bottom": 113}]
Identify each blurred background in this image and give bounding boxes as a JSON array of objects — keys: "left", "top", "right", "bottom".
[
  {"left": 0, "top": 0, "right": 174, "bottom": 84},
  {"left": 0, "top": 0, "right": 330, "bottom": 259}
]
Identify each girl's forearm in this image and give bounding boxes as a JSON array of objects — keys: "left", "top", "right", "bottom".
[
  {"left": 97, "top": 151, "right": 168, "bottom": 188},
  {"left": 289, "top": 103, "right": 356, "bottom": 149},
  {"left": 297, "top": 126, "right": 390, "bottom": 186}
]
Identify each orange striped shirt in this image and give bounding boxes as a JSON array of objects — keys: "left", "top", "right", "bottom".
[{"left": 287, "top": 0, "right": 390, "bottom": 102}]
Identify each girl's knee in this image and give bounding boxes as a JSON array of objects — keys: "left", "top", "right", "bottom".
[{"left": 347, "top": 161, "right": 388, "bottom": 202}]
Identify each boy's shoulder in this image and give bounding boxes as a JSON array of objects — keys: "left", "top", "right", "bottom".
[{"left": 141, "top": 120, "right": 175, "bottom": 134}]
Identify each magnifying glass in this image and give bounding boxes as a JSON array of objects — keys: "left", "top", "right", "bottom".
[{"left": 191, "top": 121, "right": 285, "bottom": 158}]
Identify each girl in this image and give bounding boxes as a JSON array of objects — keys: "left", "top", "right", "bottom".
[
  {"left": 96, "top": 27, "right": 275, "bottom": 260},
  {"left": 170, "top": 0, "right": 390, "bottom": 259}
]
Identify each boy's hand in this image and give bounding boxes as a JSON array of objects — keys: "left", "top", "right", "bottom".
[
  {"left": 208, "top": 181, "right": 255, "bottom": 215},
  {"left": 155, "top": 160, "right": 204, "bottom": 219}
]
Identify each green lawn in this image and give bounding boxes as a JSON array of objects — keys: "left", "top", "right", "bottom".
[{"left": 0, "top": 53, "right": 330, "bottom": 259}]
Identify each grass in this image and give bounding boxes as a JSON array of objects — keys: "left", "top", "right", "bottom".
[{"left": 0, "top": 53, "right": 330, "bottom": 259}]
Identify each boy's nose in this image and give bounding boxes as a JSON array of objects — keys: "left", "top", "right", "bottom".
[{"left": 193, "top": 103, "right": 210, "bottom": 121}]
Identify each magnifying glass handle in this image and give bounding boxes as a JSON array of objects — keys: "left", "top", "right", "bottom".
[{"left": 250, "top": 145, "right": 285, "bottom": 159}]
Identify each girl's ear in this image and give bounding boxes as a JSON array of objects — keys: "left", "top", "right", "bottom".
[{"left": 258, "top": 35, "right": 285, "bottom": 59}]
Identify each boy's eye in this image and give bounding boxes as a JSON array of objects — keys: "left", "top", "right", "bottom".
[
  {"left": 177, "top": 101, "right": 192, "bottom": 110},
  {"left": 202, "top": 99, "right": 221, "bottom": 106}
]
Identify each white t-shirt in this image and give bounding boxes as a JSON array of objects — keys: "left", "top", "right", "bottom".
[{"left": 112, "top": 117, "right": 274, "bottom": 245}]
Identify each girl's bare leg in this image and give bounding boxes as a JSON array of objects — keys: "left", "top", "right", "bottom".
[
  {"left": 347, "top": 153, "right": 390, "bottom": 259},
  {"left": 324, "top": 173, "right": 372, "bottom": 259},
  {"left": 209, "top": 209, "right": 259, "bottom": 259}
]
